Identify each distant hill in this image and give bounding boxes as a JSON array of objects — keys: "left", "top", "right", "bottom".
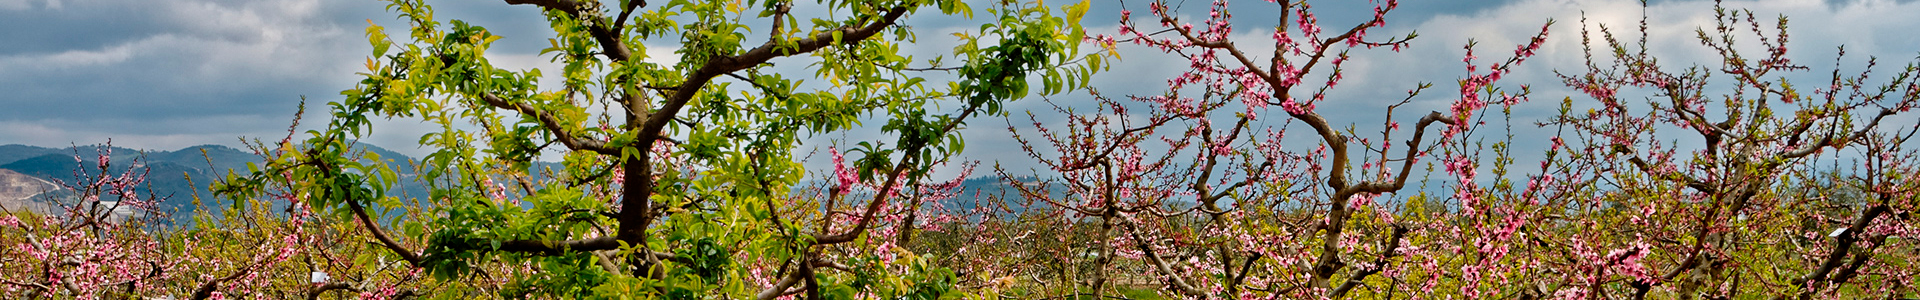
[
  {"left": 820, "top": 175, "right": 1076, "bottom": 219},
  {"left": 0, "top": 144, "right": 265, "bottom": 221},
  {"left": 0, "top": 143, "right": 1096, "bottom": 223},
  {"left": 0, "top": 144, "right": 63, "bottom": 166},
  {"left": 939, "top": 175, "right": 1202, "bottom": 218},
  {"left": 0, "top": 143, "right": 430, "bottom": 224},
  {"left": 948, "top": 175, "right": 1064, "bottom": 211}
]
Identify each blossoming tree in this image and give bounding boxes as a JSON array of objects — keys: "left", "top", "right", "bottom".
[
  {"left": 0, "top": 141, "right": 415, "bottom": 300},
  {"left": 999, "top": 0, "right": 1554, "bottom": 298},
  {"left": 993, "top": 1, "right": 1920, "bottom": 299},
  {"left": 217, "top": 0, "right": 1102, "bottom": 298},
  {"left": 0, "top": 146, "right": 182, "bottom": 299},
  {"left": 8, "top": 1, "right": 1919, "bottom": 299},
  {"left": 1538, "top": 5, "right": 1920, "bottom": 298}
]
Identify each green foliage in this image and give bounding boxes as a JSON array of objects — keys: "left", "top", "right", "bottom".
[{"left": 212, "top": 0, "right": 1101, "bottom": 298}]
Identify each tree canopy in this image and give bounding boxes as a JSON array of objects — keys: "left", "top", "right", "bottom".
[{"left": 3, "top": 0, "right": 1919, "bottom": 299}]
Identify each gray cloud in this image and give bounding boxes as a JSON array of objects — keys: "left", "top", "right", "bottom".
[
  {"left": 3, "top": 0, "right": 1916, "bottom": 168},
  {"left": 0, "top": 0, "right": 366, "bottom": 148},
  {"left": 0, "top": 0, "right": 556, "bottom": 153},
  {"left": 0, "top": 0, "right": 172, "bottom": 55},
  {"left": 965, "top": 0, "right": 1920, "bottom": 181}
]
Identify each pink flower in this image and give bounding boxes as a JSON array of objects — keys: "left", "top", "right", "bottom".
[
  {"left": 831, "top": 146, "right": 857, "bottom": 194},
  {"left": 610, "top": 167, "right": 625, "bottom": 186},
  {"left": 483, "top": 177, "right": 506, "bottom": 201}
]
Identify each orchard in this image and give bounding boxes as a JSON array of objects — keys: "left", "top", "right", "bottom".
[{"left": 2, "top": 0, "right": 1916, "bottom": 299}]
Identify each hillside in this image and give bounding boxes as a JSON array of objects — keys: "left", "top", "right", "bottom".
[
  {"left": 0, "top": 168, "right": 58, "bottom": 213},
  {"left": 0, "top": 143, "right": 428, "bottom": 223},
  {"left": 0, "top": 143, "right": 1086, "bottom": 222}
]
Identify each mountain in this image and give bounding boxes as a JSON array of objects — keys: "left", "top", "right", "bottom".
[
  {"left": 840, "top": 175, "right": 1074, "bottom": 220},
  {"left": 0, "top": 144, "right": 63, "bottom": 166},
  {"left": 0, "top": 144, "right": 261, "bottom": 220},
  {"left": 0, "top": 143, "right": 438, "bottom": 224},
  {"left": 937, "top": 175, "right": 1204, "bottom": 219},
  {"left": 949, "top": 175, "right": 1063, "bottom": 206},
  {"left": 0, "top": 143, "right": 1091, "bottom": 223}
]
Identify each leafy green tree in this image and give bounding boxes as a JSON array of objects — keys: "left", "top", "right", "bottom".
[{"left": 219, "top": 0, "right": 1100, "bottom": 298}]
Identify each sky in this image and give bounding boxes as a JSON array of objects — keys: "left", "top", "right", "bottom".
[{"left": 3, "top": 0, "right": 1918, "bottom": 174}]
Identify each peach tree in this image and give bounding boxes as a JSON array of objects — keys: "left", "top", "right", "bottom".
[
  {"left": 1538, "top": 4, "right": 1920, "bottom": 298},
  {"left": 217, "top": 0, "right": 1102, "bottom": 298},
  {"left": 1000, "top": 0, "right": 1552, "bottom": 298}
]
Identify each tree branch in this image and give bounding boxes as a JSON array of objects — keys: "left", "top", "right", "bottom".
[
  {"left": 478, "top": 92, "right": 619, "bottom": 156},
  {"left": 1119, "top": 218, "right": 1205, "bottom": 297},
  {"left": 1343, "top": 111, "right": 1457, "bottom": 196},
  {"left": 626, "top": 6, "right": 913, "bottom": 248},
  {"left": 1789, "top": 204, "right": 1889, "bottom": 299},
  {"left": 489, "top": 236, "right": 620, "bottom": 255},
  {"left": 306, "top": 282, "right": 356, "bottom": 300},
  {"left": 1329, "top": 223, "right": 1408, "bottom": 298},
  {"left": 345, "top": 193, "right": 426, "bottom": 266},
  {"left": 504, "top": 0, "right": 634, "bottom": 61}
]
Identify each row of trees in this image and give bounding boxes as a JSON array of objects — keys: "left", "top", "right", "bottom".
[
  {"left": 2, "top": 0, "right": 1917, "bottom": 299},
  {"left": 987, "top": 1, "right": 1920, "bottom": 299}
]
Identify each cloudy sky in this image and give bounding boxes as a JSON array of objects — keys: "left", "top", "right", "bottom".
[{"left": 3, "top": 0, "right": 1917, "bottom": 169}]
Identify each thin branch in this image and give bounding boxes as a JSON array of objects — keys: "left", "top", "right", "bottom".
[
  {"left": 306, "top": 282, "right": 356, "bottom": 300},
  {"left": 478, "top": 93, "right": 619, "bottom": 156},
  {"left": 1787, "top": 204, "right": 1890, "bottom": 300},
  {"left": 1118, "top": 217, "right": 1205, "bottom": 296},
  {"left": 346, "top": 193, "right": 425, "bottom": 265},
  {"left": 1329, "top": 223, "right": 1408, "bottom": 298}
]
